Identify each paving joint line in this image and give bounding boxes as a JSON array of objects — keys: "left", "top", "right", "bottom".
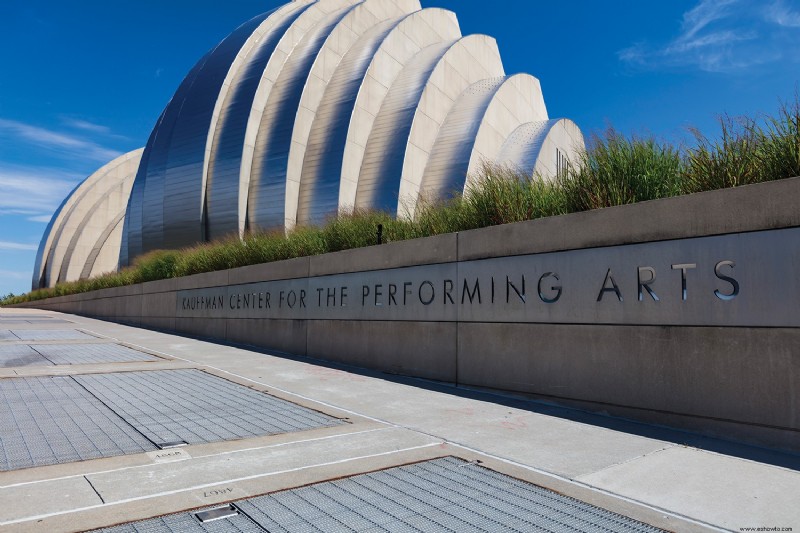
[
  {"left": 0, "top": 442, "right": 443, "bottom": 527},
  {"left": 68, "top": 374, "right": 162, "bottom": 450},
  {"left": 0, "top": 427, "right": 392, "bottom": 489}
]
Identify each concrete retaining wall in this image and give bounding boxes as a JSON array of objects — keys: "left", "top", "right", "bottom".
[{"left": 15, "top": 178, "right": 800, "bottom": 452}]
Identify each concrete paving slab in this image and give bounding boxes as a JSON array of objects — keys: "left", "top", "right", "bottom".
[
  {"left": 0, "top": 476, "right": 102, "bottom": 523},
  {"left": 180, "top": 352, "right": 677, "bottom": 478},
  {"left": 577, "top": 446, "right": 800, "bottom": 531},
  {"left": 2, "top": 308, "right": 797, "bottom": 532},
  {"left": 86, "top": 427, "right": 440, "bottom": 502}
]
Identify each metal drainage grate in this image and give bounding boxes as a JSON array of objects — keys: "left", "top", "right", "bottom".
[
  {"left": 0, "top": 345, "right": 53, "bottom": 367},
  {"left": 31, "top": 343, "right": 158, "bottom": 365},
  {"left": 93, "top": 505, "right": 263, "bottom": 533},
  {"left": 0, "top": 370, "right": 343, "bottom": 470},
  {"left": 90, "top": 457, "right": 665, "bottom": 533},
  {"left": 9, "top": 329, "right": 95, "bottom": 341},
  {"left": 0, "top": 376, "right": 155, "bottom": 470},
  {"left": 0, "top": 343, "right": 157, "bottom": 368},
  {"left": 0, "top": 315, "right": 58, "bottom": 319},
  {"left": 75, "top": 369, "right": 343, "bottom": 447},
  {"left": 0, "top": 319, "right": 72, "bottom": 325}
]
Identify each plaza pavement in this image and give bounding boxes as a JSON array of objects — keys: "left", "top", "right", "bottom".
[{"left": 0, "top": 308, "right": 798, "bottom": 532}]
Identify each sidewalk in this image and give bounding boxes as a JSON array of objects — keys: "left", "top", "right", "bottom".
[{"left": 0, "top": 308, "right": 797, "bottom": 532}]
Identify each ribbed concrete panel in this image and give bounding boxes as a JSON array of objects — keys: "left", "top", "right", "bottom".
[
  {"left": 342, "top": 8, "right": 461, "bottom": 215},
  {"left": 82, "top": 214, "right": 125, "bottom": 280},
  {"left": 34, "top": 149, "right": 142, "bottom": 289},
  {"left": 496, "top": 119, "right": 585, "bottom": 179},
  {"left": 419, "top": 77, "right": 507, "bottom": 202},
  {"left": 205, "top": 1, "right": 314, "bottom": 241},
  {"left": 57, "top": 151, "right": 142, "bottom": 284},
  {"left": 248, "top": 1, "right": 361, "bottom": 232},
  {"left": 32, "top": 184, "right": 78, "bottom": 289},
  {"left": 465, "top": 74, "right": 549, "bottom": 188},
  {"left": 396, "top": 35, "right": 505, "bottom": 218},
  {"left": 354, "top": 42, "right": 454, "bottom": 213},
  {"left": 532, "top": 118, "right": 585, "bottom": 178},
  {"left": 287, "top": 0, "right": 420, "bottom": 227},
  {"left": 36, "top": 160, "right": 115, "bottom": 289}
]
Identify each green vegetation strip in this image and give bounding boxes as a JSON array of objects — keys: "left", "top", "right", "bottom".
[{"left": 4, "top": 99, "right": 799, "bottom": 305}]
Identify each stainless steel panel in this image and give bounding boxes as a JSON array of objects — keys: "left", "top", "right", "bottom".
[
  {"left": 122, "top": 110, "right": 165, "bottom": 266},
  {"left": 161, "top": 14, "right": 271, "bottom": 251},
  {"left": 177, "top": 227, "right": 800, "bottom": 327},
  {"left": 297, "top": 17, "right": 404, "bottom": 226},
  {"left": 248, "top": 4, "right": 360, "bottom": 232},
  {"left": 356, "top": 42, "right": 454, "bottom": 213},
  {"left": 206, "top": 3, "right": 311, "bottom": 241},
  {"left": 420, "top": 77, "right": 506, "bottom": 202},
  {"left": 133, "top": 14, "right": 271, "bottom": 258}
]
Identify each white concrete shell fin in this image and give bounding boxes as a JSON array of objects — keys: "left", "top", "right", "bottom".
[{"left": 33, "top": 148, "right": 144, "bottom": 289}]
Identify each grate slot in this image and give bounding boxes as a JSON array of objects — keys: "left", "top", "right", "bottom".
[{"left": 194, "top": 505, "right": 240, "bottom": 524}]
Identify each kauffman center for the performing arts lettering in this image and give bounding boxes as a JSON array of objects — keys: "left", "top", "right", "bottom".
[{"left": 177, "top": 227, "right": 800, "bottom": 328}]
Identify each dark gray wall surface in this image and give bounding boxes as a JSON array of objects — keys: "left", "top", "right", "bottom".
[{"left": 16, "top": 178, "right": 800, "bottom": 452}]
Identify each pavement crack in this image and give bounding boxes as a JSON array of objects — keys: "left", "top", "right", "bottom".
[
  {"left": 84, "top": 476, "right": 106, "bottom": 504},
  {"left": 575, "top": 444, "right": 677, "bottom": 481}
]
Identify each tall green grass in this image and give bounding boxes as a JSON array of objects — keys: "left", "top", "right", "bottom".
[{"left": 4, "top": 98, "right": 799, "bottom": 306}]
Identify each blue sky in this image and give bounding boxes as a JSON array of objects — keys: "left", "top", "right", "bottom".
[{"left": 1, "top": 0, "right": 798, "bottom": 297}]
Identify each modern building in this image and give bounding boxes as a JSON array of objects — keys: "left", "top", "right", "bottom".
[{"left": 33, "top": 0, "right": 585, "bottom": 290}]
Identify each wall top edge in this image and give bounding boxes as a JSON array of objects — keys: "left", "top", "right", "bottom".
[{"left": 19, "top": 177, "right": 800, "bottom": 303}]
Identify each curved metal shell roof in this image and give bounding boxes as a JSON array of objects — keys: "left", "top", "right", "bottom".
[{"left": 37, "top": 0, "right": 586, "bottom": 281}]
